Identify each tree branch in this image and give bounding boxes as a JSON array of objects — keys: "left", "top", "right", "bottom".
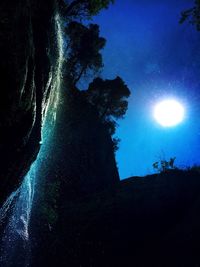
[{"left": 74, "top": 66, "right": 86, "bottom": 84}]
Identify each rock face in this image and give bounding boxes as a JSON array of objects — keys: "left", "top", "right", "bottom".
[
  {"left": 0, "top": 0, "right": 61, "bottom": 205},
  {"left": 30, "top": 86, "right": 120, "bottom": 266},
  {"left": 46, "top": 87, "right": 120, "bottom": 198},
  {"left": 33, "top": 169, "right": 200, "bottom": 267}
]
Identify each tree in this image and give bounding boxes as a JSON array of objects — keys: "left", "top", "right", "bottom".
[
  {"left": 64, "top": 22, "right": 106, "bottom": 85},
  {"left": 60, "top": 0, "right": 115, "bottom": 18},
  {"left": 60, "top": 1, "right": 130, "bottom": 152},
  {"left": 83, "top": 76, "right": 131, "bottom": 135},
  {"left": 180, "top": 0, "right": 200, "bottom": 31}
]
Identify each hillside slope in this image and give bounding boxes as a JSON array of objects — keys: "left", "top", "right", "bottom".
[{"left": 33, "top": 169, "right": 200, "bottom": 266}]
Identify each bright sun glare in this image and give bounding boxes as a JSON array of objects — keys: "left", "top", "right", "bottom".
[{"left": 154, "top": 99, "right": 185, "bottom": 127}]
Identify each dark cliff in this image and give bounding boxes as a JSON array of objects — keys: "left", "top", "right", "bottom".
[
  {"left": 45, "top": 87, "right": 120, "bottom": 197},
  {"left": 33, "top": 169, "right": 200, "bottom": 267},
  {"left": 0, "top": 0, "right": 61, "bottom": 205}
]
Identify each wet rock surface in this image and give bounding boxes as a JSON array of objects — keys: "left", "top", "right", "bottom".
[{"left": 0, "top": 0, "right": 59, "bottom": 205}]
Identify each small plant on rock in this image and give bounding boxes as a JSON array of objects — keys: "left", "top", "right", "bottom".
[{"left": 153, "top": 157, "right": 176, "bottom": 173}]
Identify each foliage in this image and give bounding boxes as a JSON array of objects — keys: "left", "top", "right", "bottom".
[
  {"left": 187, "top": 164, "right": 200, "bottom": 173},
  {"left": 153, "top": 157, "right": 176, "bottom": 173},
  {"left": 112, "top": 137, "right": 121, "bottom": 152},
  {"left": 61, "top": 0, "right": 115, "bottom": 18},
  {"left": 64, "top": 21, "right": 106, "bottom": 85},
  {"left": 61, "top": 0, "right": 130, "bottom": 152},
  {"left": 83, "top": 77, "right": 130, "bottom": 135},
  {"left": 180, "top": 0, "right": 200, "bottom": 31}
]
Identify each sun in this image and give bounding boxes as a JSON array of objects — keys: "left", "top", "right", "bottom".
[{"left": 154, "top": 99, "right": 185, "bottom": 127}]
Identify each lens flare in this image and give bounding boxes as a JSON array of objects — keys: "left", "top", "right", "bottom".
[{"left": 154, "top": 99, "right": 185, "bottom": 127}]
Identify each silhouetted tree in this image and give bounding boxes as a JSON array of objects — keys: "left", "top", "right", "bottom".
[
  {"left": 180, "top": 0, "right": 200, "bottom": 31},
  {"left": 64, "top": 22, "right": 106, "bottom": 85},
  {"left": 60, "top": 0, "right": 115, "bottom": 18},
  {"left": 61, "top": 1, "right": 130, "bottom": 152},
  {"left": 83, "top": 76, "right": 131, "bottom": 135}
]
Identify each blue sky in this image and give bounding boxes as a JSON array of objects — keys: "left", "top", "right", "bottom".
[{"left": 92, "top": 0, "right": 200, "bottom": 178}]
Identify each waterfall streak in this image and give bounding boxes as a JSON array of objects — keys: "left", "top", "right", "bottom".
[
  {"left": 0, "top": 13, "right": 64, "bottom": 266},
  {"left": 0, "top": 190, "right": 19, "bottom": 224}
]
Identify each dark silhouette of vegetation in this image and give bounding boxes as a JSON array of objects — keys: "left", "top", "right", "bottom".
[
  {"left": 153, "top": 157, "right": 177, "bottom": 173},
  {"left": 180, "top": 0, "right": 200, "bottom": 31},
  {"left": 64, "top": 22, "right": 106, "bottom": 85},
  {"left": 62, "top": 11, "right": 131, "bottom": 151},
  {"left": 60, "top": 0, "right": 115, "bottom": 18},
  {"left": 83, "top": 77, "right": 131, "bottom": 136},
  {"left": 189, "top": 165, "right": 200, "bottom": 173}
]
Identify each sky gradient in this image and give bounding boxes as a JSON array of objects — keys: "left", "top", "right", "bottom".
[{"left": 93, "top": 0, "right": 200, "bottom": 178}]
